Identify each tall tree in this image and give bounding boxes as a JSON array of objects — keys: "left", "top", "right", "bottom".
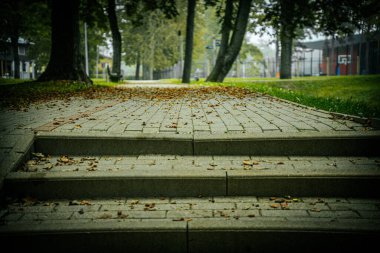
[
  {"left": 38, "top": 0, "right": 91, "bottom": 83},
  {"left": 182, "top": 0, "right": 196, "bottom": 83},
  {"left": 206, "top": 0, "right": 253, "bottom": 82},
  {"left": 106, "top": 0, "right": 121, "bottom": 80}
]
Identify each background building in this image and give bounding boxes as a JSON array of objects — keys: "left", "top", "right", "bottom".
[{"left": 0, "top": 38, "right": 35, "bottom": 79}]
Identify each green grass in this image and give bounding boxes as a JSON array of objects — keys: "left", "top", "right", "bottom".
[{"left": 188, "top": 75, "right": 380, "bottom": 118}]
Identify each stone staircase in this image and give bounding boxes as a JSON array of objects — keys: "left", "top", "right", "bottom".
[{"left": 1, "top": 131, "right": 380, "bottom": 252}]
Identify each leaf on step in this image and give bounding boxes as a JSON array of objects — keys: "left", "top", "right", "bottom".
[
  {"left": 270, "top": 204, "right": 280, "bottom": 209},
  {"left": 43, "top": 163, "right": 53, "bottom": 170},
  {"left": 59, "top": 155, "right": 70, "bottom": 163},
  {"left": 32, "top": 152, "right": 45, "bottom": 159},
  {"left": 80, "top": 200, "right": 91, "bottom": 206}
]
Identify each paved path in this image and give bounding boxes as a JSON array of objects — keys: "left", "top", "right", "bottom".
[
  {"left": 0, "top": 88, "right": 371, "bottom": 137},
  {"left": 2, "top": 196, "right": 379, "bottom": 225},
  {"left": 0, "top": 85, "right": 375, "bottom": 183}
]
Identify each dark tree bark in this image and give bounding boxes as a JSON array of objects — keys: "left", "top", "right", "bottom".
[
  {"left": 107, "top": 0, "right": 121, "bottom": 79},
  {"left": 38, "top": 0, "right": 91, "bottom": 83},
  {"left": 206, "top": 0, "right": 252, "bottom": 82},
  {"left": 279, "top": 0, "right": 295, "bottom": 79},
  {"left": 181, "top": 0, "right": 196, "bottom": 83},
  {"left": 135, "top": 52, "right": 140, "bottom": 80},
  {"left": 279, "top": 32, "right": 293, "bottom": 79}
]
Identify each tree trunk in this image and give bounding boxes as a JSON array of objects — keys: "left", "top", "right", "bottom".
[
  {"left": 206, "top": 0, "right": 252, "bottom": 82},
  {"left": 143, "top": 64, "right": 150, "bottom": 80},
  {"left": 279, "top": 32, "right": 292, "bottom": 79},
  {"left": 206, "top": 0, "right": 233, "bottom": 82},
  {"left": 135, "top": 52, "right": 140, "bottom": 80},
  {"left": 181, "top": 0, "right": 196, "bottom": 83},
  {"left": 279, "top": 0, "right": 295, "bottom": 80},
  {"left": 107, "top": 0, "right": 121, "bottom": 77},
  {"left": 38, "top": 0, "right": 91, "bottom": 83}
]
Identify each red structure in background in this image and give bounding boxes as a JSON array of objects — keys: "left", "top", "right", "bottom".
[{"left": 300, "top": 33, "right": 380, "bottom": 76}]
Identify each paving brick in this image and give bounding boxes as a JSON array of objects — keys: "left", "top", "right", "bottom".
[
  {"left": 261, "top": 210, "right": 309, "bottom": 217},
  {"left": 308, "top": 210, "right": 360, "bottom": 218}
]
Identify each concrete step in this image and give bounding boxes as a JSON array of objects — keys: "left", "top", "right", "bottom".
[
  {"left": 5, "top": 155, "right": 380, "bottom": 199},
  {"left": 34, "top": 131, "right": 380, "bottom": 156},
  {"left": 1, "top": 197, "right": 379, "bottom": 252}
]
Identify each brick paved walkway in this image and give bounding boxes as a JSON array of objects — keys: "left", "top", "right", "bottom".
[
  {"left": 0, "top": 88, "right": 371, "bottom": 137},
  {"left": 2, "top": 196, "right": 379, "bottom": 225}
]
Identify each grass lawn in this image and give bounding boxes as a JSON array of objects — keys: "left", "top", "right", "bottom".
[{"left": 1, "top": 75, "right": 379, "bottom": 118}]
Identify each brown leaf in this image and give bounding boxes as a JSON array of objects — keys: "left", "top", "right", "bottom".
[
  {"left": 270, "top": 204, "right": 280, "bottom": 209},
  {"left": 243, "top": 160, "right": 252, "bottom": 166},
  {"left": 80, "top": 200, "right": 91, "bottom": 206},
  {"left": 43, "top": 163, "right": 53, "bottom": 170},
  {"left": 59, "top": 155, "right": 70, "bottom": 163}
]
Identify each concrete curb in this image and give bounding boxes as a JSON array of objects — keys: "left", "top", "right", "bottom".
[
  {"left": 1, "top": 219, "right": 379, "bottom": 253},
  {"left": 35, "top": 132, "right": 193, "bottom": 156},
  {"left": 0, "top": 220, "right": 187, "bottom": 253},
  {"left": 34, "top": 131, "right": 380, "bottom": 156},
  {"left": 5, "top": 170, "right": 380, "bottom": 199}
]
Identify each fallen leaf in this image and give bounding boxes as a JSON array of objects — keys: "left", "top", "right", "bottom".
[
  {"left": 277, "top": 162, "right": 285, "bottom": 165},
  {"left": 275, "top": 198, "right": 285, "bottom": 203},
  {"left": 130, "top": 200, "right": 139, "bottom": 205},
  {"left": 243, "top": 160, "right": 252, "bottom": 166},
  {"left": 32, "top": 152, "right": 45, "bottom": 159},
  {"left": 27, "top": 160, "right": 37, "bottom": 166},
  {"left": 247, "top": 214, "right": 255, "bottom": 218},
  {"left": 243, "top": 160, "right": 259, "bottom": 166},
  {"left": 43, "top": 163, "right": 53, "bottom": 170},
  {"left": 270, "top": 204, "right": 280, "bottom": 209},
  {"left": 80, "top": 200, "right": 91, "bottom": 206},
  {"left": 75, "top": 125, "right": 82, "bottom": 129},
  {"left": 59, "top": 155, "right": 70, "bottom": 163}
]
